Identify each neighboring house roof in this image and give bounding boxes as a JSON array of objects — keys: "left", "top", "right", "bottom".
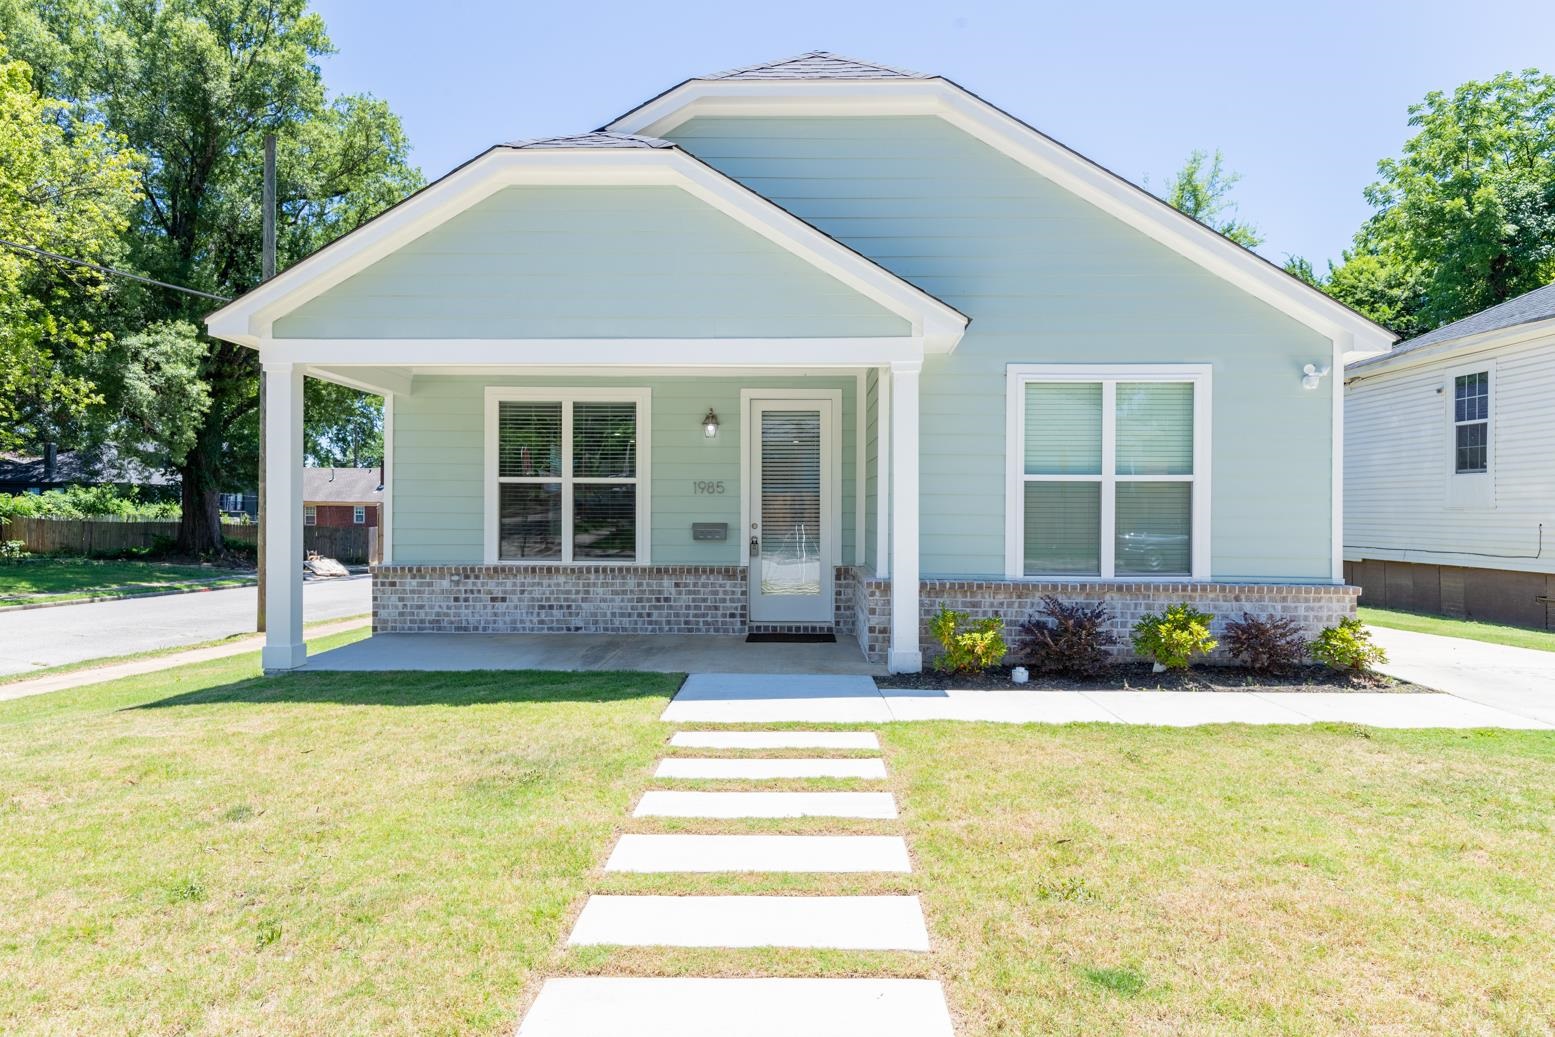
[
  {"left": 701, "top": 51, "right": 929, "bottom": 80},
  {"left": 607, "top": 51, "right": 1397, "bottom": 357},
  {"left": 0, "top": 448, "right": 176, "bottom": 489},
  {"left": 1347, "top": 281, "right": 1555, "bottom": 375},
  {"left": 205, "top": 131, "right": 968, "bottom": 352},
  {"left": 303, "top": 467, "right": 383, "bottom": 505}
]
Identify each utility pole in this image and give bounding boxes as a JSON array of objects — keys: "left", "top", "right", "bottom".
[{"left": 258, "top": 134, "right": 276, "bottom": 632}]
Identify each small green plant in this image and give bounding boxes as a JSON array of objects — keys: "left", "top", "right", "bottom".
[
  {"left": 930, "top": 605, "right": 1008, "bottom": 673},
  {"left": 1131, "top": 603, "right": 1217, "bottom": 671},
  {"left": 0, "top": 539, "right": 27, "bottom": 561},
  {"left": 255, "top": 917, "right": 283, "bottom": 949},
  {"left": 1311, "top": 617, "right": 1387, "bottom": 671}
]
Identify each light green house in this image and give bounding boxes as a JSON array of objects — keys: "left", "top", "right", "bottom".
[{"left": 206, "top": 52, "right": 1394, "bottom": 673}]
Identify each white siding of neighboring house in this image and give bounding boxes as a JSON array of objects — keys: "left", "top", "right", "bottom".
[{"left": 1345, "top": 327, "right": 1555, "bottom": 575}]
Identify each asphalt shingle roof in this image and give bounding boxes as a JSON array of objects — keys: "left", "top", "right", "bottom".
[
  {"left": 502, "top": 132, "right": 675, "bottom": 150},
  {"left": 1352, "top": 281, "right": 1555, "bottom": 370},
  {"left": 303, "top": 467, "right": 383, "bottom": 504},
  {"left": 699, "top": 51, "right": 929, "bottom": 80}
]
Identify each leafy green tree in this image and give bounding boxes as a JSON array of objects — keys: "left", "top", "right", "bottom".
[
  {"left": 1323, "top": 70, "right": 1555, "bottom": 337},
  {"left": 0, "top": 44, "right": 141, "bottom": 452},
  {"left": 304, "top": 381, "right": 383, "bottom": 469},
  {"left": 3, "top": 0, "right": 420, "bottom": 554},
  {"left": 1158, "top": 148, "right": 1264, "bottom": 249}
]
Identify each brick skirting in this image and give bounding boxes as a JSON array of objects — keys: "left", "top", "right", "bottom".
[
  {"left": 372, "top": 564, "right": 858, "bottom": 635},
  {"left": 850, "top": 576, "right": 1360, "bottom": 665}
]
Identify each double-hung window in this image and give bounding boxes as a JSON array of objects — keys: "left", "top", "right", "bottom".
[
  {"left": 485, "top": 388, "right": 651, "bottom": 563},
  {"left": 1007, "top": 365, "right": 1209, "bottom": 579},
  {"left": 352, "top": 505, "right": 366, "bottom": 525},
  {"left": 303, "top": 505, "right": 317, "bottom": 527},
  {"left": 1452, "top": 371, "right": 1489, "bottom": 474}
]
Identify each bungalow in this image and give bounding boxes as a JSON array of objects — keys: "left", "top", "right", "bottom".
[
  {"left": 205, "top": 52, "right": 1394, "bottom": 672},
  {"left": 303, "top": 466, "right": 383, "bottom": 528}
]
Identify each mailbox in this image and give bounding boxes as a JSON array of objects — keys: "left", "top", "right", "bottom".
[{"left": 691, "top": 522, "right": 728, "bottom": 542}]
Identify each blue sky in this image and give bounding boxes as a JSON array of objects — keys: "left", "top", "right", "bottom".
[{"left": 310, "top": 0, "right": 1554, "bottom": 269}]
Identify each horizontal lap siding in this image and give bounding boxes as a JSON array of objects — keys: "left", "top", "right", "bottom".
[
  {"left": 393, "top": 374, "right": 857, "bottom": 565},
  {"left": 669, "top": 116, "right": 1334, "bottom": 581},
  {"left": 1345, "top": 334, "right": 1555, "bottom": 574},
  {"left": 273, "top": 185, "right": 908, "bottom": 339}
]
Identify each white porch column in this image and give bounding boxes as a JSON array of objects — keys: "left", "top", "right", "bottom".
[
  {"left": 261, "top": 361, "right": 306, "bottom": 671},
  {"left": 888, "top": 360, "right": 922, "bottom": 673}
]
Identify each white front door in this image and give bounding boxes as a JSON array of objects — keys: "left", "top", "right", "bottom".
[{"left": 748, "top": 398, "right": 835, "bottom": 625}]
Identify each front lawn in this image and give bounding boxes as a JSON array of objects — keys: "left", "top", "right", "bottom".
[
  {"left": 0, "top": 557, "right": 253, "bottom": 606},
  {"left": 1361, "top": 605, "right": 1555, "bottom": 653}
]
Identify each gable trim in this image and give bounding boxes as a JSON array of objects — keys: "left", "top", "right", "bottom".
[
  {"left": 607, "top": 78, "right": 1396, "bottom": 354},
  {"left": 206, "top": 146, "right": 968, "bottom": 352}
]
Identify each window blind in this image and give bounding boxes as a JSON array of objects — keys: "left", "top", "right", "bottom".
[
  {"left": 1115, "top": 482, "right": 1191, "bottom": 575},
  {"left": 1116, "top": 382, "right": 1192, "bottom": 475},
  {"left": 498, "top": 401, "right": 562, "bottom": 479},
  {"left": 1024, "top": 383, "right": 1102, "bottom": 475},
  {"left": 573, "top": 402, "right": 637, "bottom": 480},
  {"left": 1023, "top": 482, "right": 1101, "bottom": 575}
]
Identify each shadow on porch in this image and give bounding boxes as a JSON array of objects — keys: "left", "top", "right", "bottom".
[{"left": 297, "top": 632, "right": 883, "bottom": 676}]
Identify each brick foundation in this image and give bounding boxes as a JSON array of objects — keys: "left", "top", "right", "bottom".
[
  {"left": 372, "top": 564, "right": 858, "bottom": 635},
  {"left": 850, "top": 575, "right": 1360, "bottom": 665}
]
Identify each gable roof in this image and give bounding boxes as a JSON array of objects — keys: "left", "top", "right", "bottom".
[
  {"left": 607, "top": 52, "right": 1396, "bottom": 357},
  {"left": 1348, "top": 282, "right": 1555, "bottom": 375},
  {"left": 205, "top": 135, "right": 968, "bottom": 351},
  {"left": 304, "top": 467, "right": 383, "bottom": 504}
]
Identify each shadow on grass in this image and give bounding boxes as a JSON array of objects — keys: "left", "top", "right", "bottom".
[{"left": 133, "top": 668, "right": 685, "bottom": 710}]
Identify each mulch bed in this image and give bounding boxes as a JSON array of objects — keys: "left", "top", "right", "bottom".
[{"left": 876, "top": 663, "right": 1420, "bottom": 693}]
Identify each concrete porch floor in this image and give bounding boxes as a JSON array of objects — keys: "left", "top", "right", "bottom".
[{"left": 298, "top": 633, "right": 883, "bottom": 675}]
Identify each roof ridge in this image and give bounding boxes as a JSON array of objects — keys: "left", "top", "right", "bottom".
[
  {"left": 501, "top": 131, "right": 675, "bottom": 150},
  {"left": 699, "top": 50, "right": 929, "bottom": 81}
]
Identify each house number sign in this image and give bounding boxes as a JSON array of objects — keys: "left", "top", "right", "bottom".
[{"left": 693, "top": 480, "right": 727, "bottom": 495}]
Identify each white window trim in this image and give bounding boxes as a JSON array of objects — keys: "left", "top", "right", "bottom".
[
  {"left": 352, "top": 505, "right": 366, "bottom": 525},
  {"left": 303, "top": 504, "right": 317, "bottom": 527},
  {"left": 1005, "top": 364, "right": 1211, "bottom": 581},
  {"left": 1448, "top": 364, "right": 1492, "bottom": 477},
  {"left": 483, "top": 386, "right": 653, "bottom": 565},
  {"left": 1443, "top": 360, "right": 1494, "bottom": 511}
]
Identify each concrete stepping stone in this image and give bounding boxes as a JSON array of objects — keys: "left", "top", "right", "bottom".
[
  {"left": 567, "top": 894, "right": 930, "bottom": 950},
  {"left": 670, "top": 730, "right": 880, "bottom": 750},
  {"left": 516, "top": 977, "right": 954, "bottom": 1036},
  {"left": 655, "top": 757, "right": 887, "bottom": 780},
  {"left": 634, "top": 790, "right": 898, "bottom": 819},
  {"left": 604, "top": 834, "right": 912, "bottom": 873}
]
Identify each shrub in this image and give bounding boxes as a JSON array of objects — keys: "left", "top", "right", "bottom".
[
  {"left": 1014, "top": 595, "right": 1119, "bottom": 678},
  {"left": 0, "top": 485, "right": 179, "bottom": 521},
  {"left": 1311, "top": 618, "right": 1387, "bottom": 671},
  {"left": 1131, "top": 603, "right": 1217, "bottom": 671},
  {"left": 930, "top": 605, "right": 1008, "bottom": 673},
  {"left": 0, "top": 539, "right": 27, "bottom": 561},
  {"left": 1222, "top": 612, "right": 1307, "bottom": 674}
]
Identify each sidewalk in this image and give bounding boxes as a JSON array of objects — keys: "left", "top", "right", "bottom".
[{"left": 1369, "top": 626, "right": 1555, "bottom": 726}]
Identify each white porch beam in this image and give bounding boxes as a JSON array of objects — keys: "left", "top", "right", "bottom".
[
  {"left": 304, "top": 364, "right": 414, "bottom": 398},
  {"left": 260, "top": 337, "right": 926, "bottom": 369},
  {"left": 888, "top": 360, "right": 921, "bottom": 673},
  {"left": 261, "top": 361, "right": 306, "bottom": 671}
]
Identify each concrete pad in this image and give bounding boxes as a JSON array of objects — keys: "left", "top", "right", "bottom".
[
  {"left": 670, "top": 730, "right": 880, "bottom": 750},
  {"left": 634, "top": 790, "right": 898, "bottom": 819},
  {"left": 663, "top": 673, "right": 892, "bottom": 723},
  {"left": 1371, "top": 626, "right": 1555, "bottom": 725},
  {"left": 1082, "top": 690, "right": 1312, "bottom": 726},
  {"left": 516, "top": 977, "right": 954, "bottom": 1037},
  {"left": 1256, "top": 691, "right": 1553, "bottom": 729},
  {"left": 302, "top": 634, "right": 881, "bottom": 675},
  {"left": 655, "top": 757, "right": 888, "bottom": 780},
  {"left": 567, "top": 894, "right": 930, "bottom": 950},
  {"left": 604, "top": 834, "right": 912, "bottom": 873},
  {"left": 881, "top": 687, "right": 1122, "bottom": 724}
]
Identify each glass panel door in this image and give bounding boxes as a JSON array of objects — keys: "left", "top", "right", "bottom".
[{"left": 749, "top": 401, "right": 832, "bottom": 624}]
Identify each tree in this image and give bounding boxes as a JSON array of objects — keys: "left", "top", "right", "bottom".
[
  {"left": 1158, "top": 148, "right": 1264, "bottom": 249},
  {"left": 304, "top": 381, "right": 382, "bottom": 469},
  {"left": 0, "top": 44, "right": 141, "bottom": 452},
  {"left": 1322, "top": 70, "right": 1555, "bottom": 336},
  {"left": 3, "top": 0, "right": 420, "bottom": 555}
]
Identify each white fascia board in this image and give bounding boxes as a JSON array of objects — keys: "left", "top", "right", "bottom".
[
  {"left": 610, "top": 79, "right": 1396, "bottom": 355},
  {"left": 260, "top": 337, "right": 926, "bottom": 368},
  {"left": 206, "top": 146, "right": 965, "bottom": 352},
  {"left": 303, "top": 364, "right": 414, "bottom": 397},
  {"left": 1344, "top": 319, "right": 1555, "bottom": 383}
]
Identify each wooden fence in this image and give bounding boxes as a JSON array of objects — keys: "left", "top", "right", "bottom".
[{"left": 1, "top": 516, "right": 374, "bottom": 564}]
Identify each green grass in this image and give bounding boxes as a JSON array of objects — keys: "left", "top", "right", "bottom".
[
  {"left": 1361, "top": 605, "right": 1555, "bottom": 653},
  {"left": 0, "top": 557, "right": 253, "bottom": 606},
  {"left": 5, "top": 648, "right": 1555, "bottom": 1035}
]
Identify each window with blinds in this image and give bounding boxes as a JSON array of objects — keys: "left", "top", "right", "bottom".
[
  {"left": 1014, "top": 370, "right": 1203, "bottom": 579},
  {"left": 492, "top": 392, "right": 646, "bottom": 562}
]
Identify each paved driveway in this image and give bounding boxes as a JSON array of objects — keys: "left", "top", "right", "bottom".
[
  {"left": 1369, "top": 626, "right": 1555, "bottom": 726},
  {"left": 0, "top": 576, "right": 372, "bottom": 677}
]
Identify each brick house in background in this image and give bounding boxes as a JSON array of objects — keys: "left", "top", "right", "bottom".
[{"left": 303, "top": 467, "right": 382, "bottom": 528}]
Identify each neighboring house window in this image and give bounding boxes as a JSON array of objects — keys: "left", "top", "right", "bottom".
[
  {"left": 303, "top": 505, "right": 317, "bottom": 526},
  {"left": 1007, "top": 366, "right": 1208, "bottom": 579},
  {"left": 1453, "top": 371, "right": 1489, "bottom": 474},
  {"left": 353, "top": 505, "right": 366, "bottom": 525},
  {"left": 486, "top": 388, "right": 651, "bottom": 563}
]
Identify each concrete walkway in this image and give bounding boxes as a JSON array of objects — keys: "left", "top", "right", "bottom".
[
  {"left": 1370, "top": 626, "right": 1555, "bottom": 726},
  {"left": 662, "top": 673, "right": 1553, "bottom": 729}
]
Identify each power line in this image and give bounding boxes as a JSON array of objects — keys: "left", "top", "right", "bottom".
[{"left": 0, "top": 237, "right": 232, "bottom": 302}]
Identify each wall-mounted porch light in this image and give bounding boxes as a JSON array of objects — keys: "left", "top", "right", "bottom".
[
  {"left": 702, "top": 408, "right": 721, "bottom": 438},
  {"left": 1301, "top": 363, "right": 1332, "bottom": 390}
]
